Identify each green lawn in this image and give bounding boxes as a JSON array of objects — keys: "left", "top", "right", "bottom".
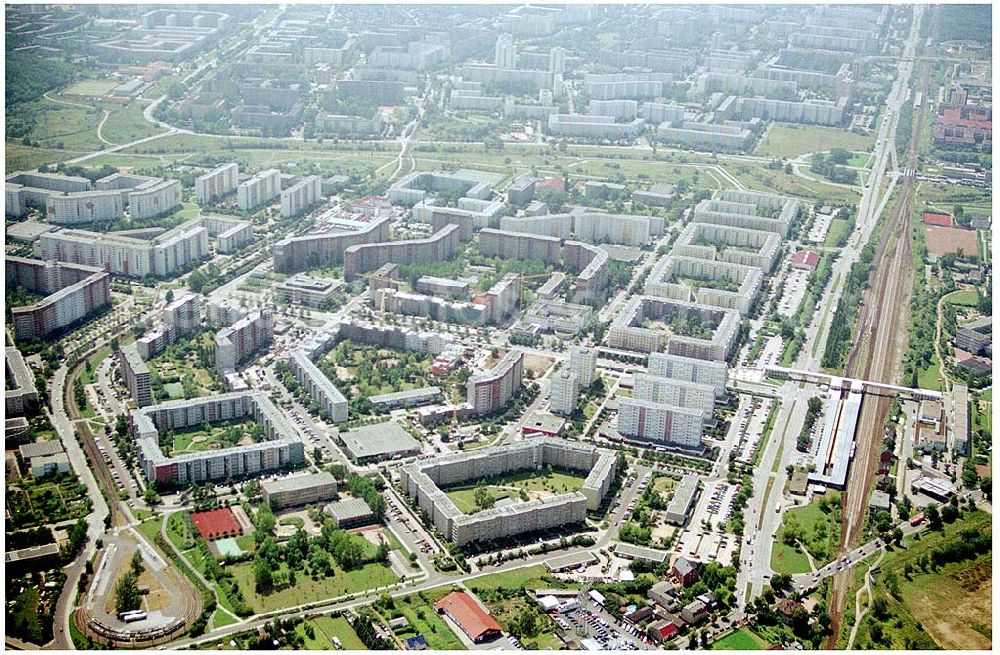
[
  {"left": 916, "top": 353, "right": 945, "bottom": 391},
  {"left": 212, "top": 609, "right": 240, "bottom": 630},
  {"left": 230, "top": 560, "right": 399, "bottom": 614},
  {"left": 100, "top": 103, "right": 167, "bottom": 145},
  {"left": 137, "top": 517, "right": 163, "bottom": 545},
  {"left": 297, "top": 615, "right": 368, "bottom": 650},
  {"left": 712, "top": 628, "right": 769, "bottom": 650},
  {"left": 389, "top": 587, "right": 466, "bottom": 650},
  {"left": 164, "top": 382, "right": 185, "bottom": 399},
  {"left": 755, "top": 124, "right": 875, "bottom": 159},
  {"left": 943, "top": 289, "right": 979, "bottom": 307},
  {"left": 771, "top": 492, "right": 841, "bottom": 574},
  {"left": 823, "top": 218, "right": 851, "bottom": 247},
  {"left": 467, "top": 564, "right": 579, "bottom": 593},
  {"left": 444, "top": 470, "right": 586, "bottom": 514}
]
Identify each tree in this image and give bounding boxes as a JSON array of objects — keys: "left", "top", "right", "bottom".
[
  {"left": 940, "top": 503, "right": 958, "bottom": 523},
  {"left": 925, "top": 505, "right": 942, "bottom": 530},
  {"left": 114, "top": 570, "right": 142, "bottom": 614}
]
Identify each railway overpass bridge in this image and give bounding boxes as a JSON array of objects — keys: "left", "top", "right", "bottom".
[{"left": 763, "top": 365, "right": 943, "bottom": 402}]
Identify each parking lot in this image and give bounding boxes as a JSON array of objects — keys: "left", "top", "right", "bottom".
[
  {"left": 776, "top": 267, "right": 811, "bottom": 318},
  {"left": 734, "top": 396, "right": 774, "bottom": 465},
  {"left": 552, "top": 597, "right": 648, "bottom": 650},
  {"left": 672, "top": 527, "right": 739, "bottom": 567},
  {"left": 806, "top": 209, "right": 835, "bottom": 243}
]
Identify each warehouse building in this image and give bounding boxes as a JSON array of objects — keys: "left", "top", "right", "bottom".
[
  {"left": 262, "top": 472, "right": 338, "bottom": 510},
  {"left": 325, "top": 497, "right": 377, "bottom": 528},
  {"left": 339, "top": 420, "right": 422, "bottom": 464},
  {"left": 132, "top": 391, "right": 304, "bottom": 485}
]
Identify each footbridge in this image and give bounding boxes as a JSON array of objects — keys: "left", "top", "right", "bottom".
[{"left": 763, "top": 366, "right": 943, "bottom": 401}]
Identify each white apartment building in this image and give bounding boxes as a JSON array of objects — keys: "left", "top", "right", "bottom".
[
  {"left": 550, "top": 368, "right": 578, "bottom": 416},
  {"left": 237, "top": 168, "right": 281, "bottom": 211},
  {"left": 617, "top": 397, "right": 705, "bottom": 449},
  {"left": 280, "top": 175, "right": 322, "bottom": 218},
  {"left": 569, "top": 346, "right": 597, "bottom": 388},
  {"left": 195, "top": 162, "right": 239, "bottom": 204}
]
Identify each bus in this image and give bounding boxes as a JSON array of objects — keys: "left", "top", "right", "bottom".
[{"left": 119, "top": 610, "right": 147, "bottom": 623}]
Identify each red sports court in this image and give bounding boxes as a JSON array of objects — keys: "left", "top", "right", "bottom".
[{"left": 191, "top": 507, "right": 242, "bottom": 540}]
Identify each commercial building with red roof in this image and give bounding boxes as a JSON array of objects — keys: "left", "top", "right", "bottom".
[
  {"left": 790, "top": 250, "right": 820, "bottom": 270},
  {"left": 933, "top": 105, "right": 992, "bottom": 149},
  {"left": 434, "top": 590, "right": 502, "bottom": 643},
  {"left": 922, "top": 211, "right": 954, "bottom": 226}
]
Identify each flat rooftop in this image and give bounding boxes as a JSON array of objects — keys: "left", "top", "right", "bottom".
[{"left": 340, "top": 420, "right": 422, "bottom": 461}]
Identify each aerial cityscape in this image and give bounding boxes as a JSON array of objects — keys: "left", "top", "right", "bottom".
[{"left": 4, "top": 3, "right": 992, "bottom": 651}]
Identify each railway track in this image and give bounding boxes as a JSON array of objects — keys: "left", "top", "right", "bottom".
[{"left": 824, "top": 60, "right": 929, "bottom": 646}]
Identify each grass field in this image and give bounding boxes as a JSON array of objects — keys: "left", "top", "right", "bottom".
[
  {"left": 712, "top": 628, "right": 769, "bottom": 650},
  {"left": 444, "top": 469, "right": 587, "bottom": 513},
  {"left": 100, "top": 103, "right": 167, "bottom": 146},
  {"left": 755, "top": 124, "right": 875, "bottom": 159},
  {"left": 824, "top": 218, "right": 851, "bottom": 247},
  {"left": 63, "top": 80, "right": 117, "bottom": 96},
  {"left": 943, "top": 289, "right": 979, "bottom": 307},
  {"left": 467, "top": 565, "right": 579, "bottom": 593},
  {"left": 916, "top": 353, "right": 945, "bottom": 391},
  {"left": 230, "top": 560, "right": 399, "bottom": 614},
  {"left": 849, "top": 510, "right": 991, "bottom": 649},
  {"left": 164, "top": 382, "right": 185, "bottom": 399},
  {"left": 770, "top": 492, "right": 841, "bottom": 574},
  {"left": 297, "top": 615, "right": 367, "bottom": 650},
  {"left": 388, "top": 587, "right": 466, "bottom": 650}
]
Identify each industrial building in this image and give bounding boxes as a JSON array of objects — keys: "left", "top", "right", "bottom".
[
  {"left": 132, "top": 391, "right": 304, "bottom": 485},
  {"left": 467, "top": 349, "right": 524, "bottom": 415},
  {"left": 5, "top": 257, "right": 111, "bottom": 340},
  {"left": 400, "top": 438, "right": 617, "bottom": 546},
  {"left": 261, "top": 472, "right": 338, "bottom": 510}
]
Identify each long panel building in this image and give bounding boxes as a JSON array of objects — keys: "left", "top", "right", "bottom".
[
  {"left": 132, "top": 391, "right": 304, "bottom": 485},
  {"left": 400, "top": 438, "right": 616, "bottom": 546},
  {"left": 195, "top": 163, "right": 239, "bottom": 204},
  {"left": 343, "top": 223, "right": 463, "bottom": 280},
  {"left": 215, "top": 309, "right": 274, "bottom": 374},
  {"left": 37, "top": 220, "right": 209, "bottom": 278},
  {"left": 273, "top": 216, "right": 391, "bottom": 273},
  {"left": 6, "top": 257, "right": 111, "bottom": 340}
]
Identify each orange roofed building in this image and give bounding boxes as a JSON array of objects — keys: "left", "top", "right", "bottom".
[{"left": 434, "top": 591, "right": 502, "bottom": 643}]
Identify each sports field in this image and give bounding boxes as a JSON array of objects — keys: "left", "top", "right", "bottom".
[{"left": 63, "top": 80, "right": 117, "bottom": 97}]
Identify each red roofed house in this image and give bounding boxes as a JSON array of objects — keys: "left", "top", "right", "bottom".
[
  {"left": 434, "top": 591, "right": 502, "bottom": 643},
  {"left": 535, "top": 177, "right": 566, "bottom": 193},
  {"left": 933, "top": 105, "right": 992, "bottom": 150},
  {"left": 790, "top": 250, "right": 820, "bottom": 271},
  {"left": 922, "top": 211, "right": 954, "bottom": 227}
]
